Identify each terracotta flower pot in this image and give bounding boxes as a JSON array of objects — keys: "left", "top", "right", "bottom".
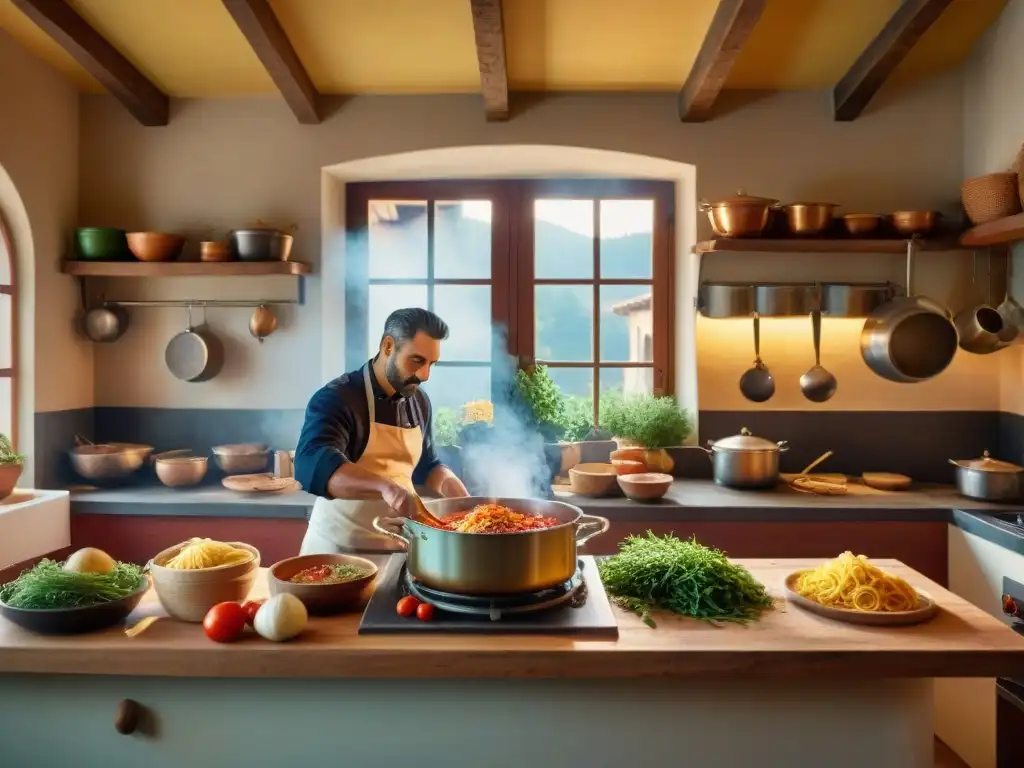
[{"left": 0, "top": 462, "right": 24, "bottom": 500}]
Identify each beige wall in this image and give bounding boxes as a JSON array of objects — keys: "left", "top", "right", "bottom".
[
  {"left": 78, "top": 71, "right": 1003, "bottom": 415},
  {"left": 0, "top": 28, "right": 85, "bottom": 483},
  {"left": 963, "top": 0, "right": 1024, "bottom": 417}
]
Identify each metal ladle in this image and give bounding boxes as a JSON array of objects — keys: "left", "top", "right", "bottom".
[
  {"left": 800, "top": 308, "right": 837, "bottom": 402},
  {"left": 739, "top": 313, "right": 775, "bottom": 402}
]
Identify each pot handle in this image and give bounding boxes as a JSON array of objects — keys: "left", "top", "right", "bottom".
[
  {"left": 777, "top": 441, "right": 790, "bottom": 452},
  {"left": 372, "top": 516, "right": 412, "bottom": 548},
  {"left": 679, "top": 445, "right": 714, "bottom": 461},
  {"left": 575, "top": 514, "right": 610, "bottom": 550},
  {"left": 697, "top": 199, "right": 711, "bottom": 212}
]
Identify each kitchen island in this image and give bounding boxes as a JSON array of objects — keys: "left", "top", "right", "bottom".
[{"left": 0, "top": 559, "right": 1021, "bottom": 768}]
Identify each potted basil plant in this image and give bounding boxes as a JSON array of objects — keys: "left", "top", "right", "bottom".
[{"left": 601, "top": 394, "right": 693, "bottom": 473}]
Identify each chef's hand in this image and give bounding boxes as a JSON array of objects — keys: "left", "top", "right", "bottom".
[
  {"left": 379, "top": 481, "right": 416, "bottom": 518},
  {"left": 439, "top": 474, "right": 470, "bottom": 498}
]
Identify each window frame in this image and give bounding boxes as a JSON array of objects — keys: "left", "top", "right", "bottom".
[
  {"left": 0, "top": 210, "right": 16, "bottom": 447},
  {"left": 343, "top": 178, "right": 675, "bottom": 424}
]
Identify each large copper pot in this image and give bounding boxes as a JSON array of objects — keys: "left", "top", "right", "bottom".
[
  {"left": 699, "top": 191, "right": 780, "bottom": 237},
  {"left": 372, "top": 496, "right": 609, "bottom": 595}
]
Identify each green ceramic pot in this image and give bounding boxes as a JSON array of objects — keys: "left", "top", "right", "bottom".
[{"left": 75, "top": 227, "right": 128, "bottom": 260}]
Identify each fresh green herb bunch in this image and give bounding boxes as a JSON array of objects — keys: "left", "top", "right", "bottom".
[
  {"left": 432, "top": 407, "right": 460, "bottom": 447},
  {"left": 598, "top": 532, "right": 774, "bottom": 627},
  {"left": 0, "top": 434, "right": 24, "bottom": 465},
  {"left": 558, "top": 395, "right": 595, "bottom": 442},
  {"left": 514, "top": 365, "right": 565, "bottom": 432},
  {"left": 600, "top": 393, "right": 692, "bottom": 449},
  {"left": 0, "top": 559, "right": 144, "bottom": 609}
]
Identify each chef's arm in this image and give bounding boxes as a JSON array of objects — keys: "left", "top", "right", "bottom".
[
  {"left": 294, "top": 385, "right": 391, "bottom": 499},
  {"left": 426, "top": 464, "right": 468, "bottom": 497}
]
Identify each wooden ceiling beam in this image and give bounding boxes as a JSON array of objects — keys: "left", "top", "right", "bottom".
[
  {"left": 677, "top": 0, "right": 767, "bottom": 123},
  {"left": 222, "top": 0, "right": 321, "bottom": 124},
  {"left": 12, "top": 0, "right": 169, "bottom": 127},
  {"left": 469, "top": 0, "right": 509, "bottom": 121},
  {"left": 832, "top": 0, "right": 954, "bottom": 122}
]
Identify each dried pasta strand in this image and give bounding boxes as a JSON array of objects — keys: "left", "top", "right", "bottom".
[{"left": 794, "top": 551, "right": 920, "bottom": 613}]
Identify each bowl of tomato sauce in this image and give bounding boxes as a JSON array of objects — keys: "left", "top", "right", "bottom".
[{"left": 267, "top": 554, "right": 378, "bottom": 615}]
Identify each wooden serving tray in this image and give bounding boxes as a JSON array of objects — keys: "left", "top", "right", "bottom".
[{"left": 222, "top": 473, "right": 301, "bottom": 494}]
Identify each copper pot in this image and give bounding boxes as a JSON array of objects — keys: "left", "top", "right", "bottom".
[
  {"left": 699, "top": 190, "right": 780, "bottom": 238},
  {"left": 785, "top": 203, "right": 838, "bottom": 235},
  {"left": 842, "top": 213, "right": 882, "bottom": 236},
  {"left": 891, "top": 210, "right": 940, "bottom": 236}
]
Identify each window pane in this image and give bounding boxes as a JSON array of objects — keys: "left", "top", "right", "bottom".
[
  {"left": 434, "top": 285, "right": 491, "bottom": 362},
  {"left": 435, "top": 201, "right": 491, "bottom": 279},
  {"left": 535, "top": 285, "right": 592, "bottom": 362},
  {"left": 534, "top": 199, "right": 593, "bottom": 279},
  {"left": 423, "top": 365, "right": 492, "bottom": 412},
  {"left": 0, "top": 231, "right": 10, "bottom": 284},
  {"left": 0, "top": 293, "right": 10, "bottom": 369},
  {"left": 602, "top": 366, "right": 654, "bottom": 400},
  {"left": 368, "top": 284, "right": 428, "bottom": 357},
  {"left": 600, "top": 199, "right": 653, "bottom": 279},
  {"left": 367, "top": 200, "right": 427, "bottom": 279},
  {"left": 601, "top": 285, "right": 653, "bottom": 363},
  {"left": 0, "top": 376, "right": 10, "bottom": 442},
  {"left": 547, "top": 366, "right": 593, "bottom": 399}
]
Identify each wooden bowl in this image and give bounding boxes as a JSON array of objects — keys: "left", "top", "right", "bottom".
[
  {"left": 617, "top": 472, "right": 673, "bottom": 502},
  {"left": 147, "top": 540, "right": 260, "bottom": 622},
  {"left": 568, "top": 463, "right": 618, "bottom": 497},
  {"left": 0, "top": 577, "right": 149, "bottom": 635},
  {"left": 268, "top": 554, "right": 378, "bottom": 615},
  {"left": 126, "top": 232, "right": 185, "bottom": 262}
]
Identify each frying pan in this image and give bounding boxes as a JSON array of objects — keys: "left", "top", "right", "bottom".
[{"left": 164, "top": 306, "right": 224, "bottom": 382}]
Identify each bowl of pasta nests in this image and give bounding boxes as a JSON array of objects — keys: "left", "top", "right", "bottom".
[
  {"left": 784, "top": 551, "right": 939, "bottom": 627},
  {"left": 147, "top": 538, "right": 260, "bottom": 622}
]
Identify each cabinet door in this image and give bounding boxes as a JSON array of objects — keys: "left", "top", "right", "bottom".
[{"left": 935, "top": 525, "right": 1024, "bottom": 768}]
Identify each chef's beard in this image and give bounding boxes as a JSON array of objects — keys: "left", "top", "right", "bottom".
[{"left": 386, "top": 355, "right": 421, "bottom": 397}]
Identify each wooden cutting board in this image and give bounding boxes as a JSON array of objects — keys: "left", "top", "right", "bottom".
[{"left": 222, "top": 473, "right": 301, "bottom": 493}]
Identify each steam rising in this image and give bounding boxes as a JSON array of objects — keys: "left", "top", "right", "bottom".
[{"left": 456, "top": 328, "right": 556, "bottom": 500}]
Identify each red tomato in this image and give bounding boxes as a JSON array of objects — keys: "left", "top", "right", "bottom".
[
  {"left": 241, "top": 600, "right": 263, "bottom": 626},
  {"left": 203, "top": 602, "right": 247, "bottom": 643},
  {"left": 396, "top": 595, "right": 419, "bottom": 617},
  {"left": 415, "top": 602, "right": 435, "bottom": 621}
]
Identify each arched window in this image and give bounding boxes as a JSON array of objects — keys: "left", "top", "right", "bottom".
[{"left": 0, "top": 212, "right": 14, "bottom": 444}]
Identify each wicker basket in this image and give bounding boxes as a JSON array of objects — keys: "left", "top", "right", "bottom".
[{"left": 961, "top": 172, "right": 1022, "bottom": 225}]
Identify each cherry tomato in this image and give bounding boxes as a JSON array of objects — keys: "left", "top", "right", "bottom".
[
  {"left": 396, "top": 595, "right": 420, "bottom": 617},
  {"left": 415, "top": 602, "right": 435, "bottom": 621},
  {"left": 241, "top": 600, "right": 263, "bottom": 626},
  {"left": 203, "top": 601, "right": 247, "bottom": 643}
]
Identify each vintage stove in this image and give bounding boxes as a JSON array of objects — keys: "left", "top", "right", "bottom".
[{"left": 357, "top": 554, "right": 619, "bottom": 637}]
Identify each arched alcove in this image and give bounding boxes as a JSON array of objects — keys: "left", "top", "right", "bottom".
[
  {"left": 320, "top": 146, "right": 700, "bottom": 435},
  {"left": 0, "top": 211, "right": 14, "bottom": 444}
]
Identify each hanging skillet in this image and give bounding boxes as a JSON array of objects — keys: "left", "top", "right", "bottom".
[
  {"left": 165, "top": 305, "right": 225, "bottom": 382},
  {"left": 859, "top": 240, "right": 958, "bottom": 383}
]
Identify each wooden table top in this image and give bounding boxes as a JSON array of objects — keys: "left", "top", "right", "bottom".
[{"left": 1, "top": 559, "right": 1023, "bottom": 680}]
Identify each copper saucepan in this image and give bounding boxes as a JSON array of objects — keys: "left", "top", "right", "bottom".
[{"left": 699, "top": 190, "right": 780, "bottom": 238}]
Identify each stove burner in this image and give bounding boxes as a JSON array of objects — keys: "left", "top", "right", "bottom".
[{"left": 403, "top": 560, "right": 587, "bottom": 621}]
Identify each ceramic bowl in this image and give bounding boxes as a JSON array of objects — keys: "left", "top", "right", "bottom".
[
  {"left": 147, "top": 540, "right": 260, "bottom": 622},
  {"left": 0, "top": 577, "right": 149, "bottom": 635},
  {"left": 617, "top": 472, "right": 673, "bottom": 502},
  {"left": 568, "top": 463, "right": 618, "bottom": 497},
  {"left": 268, "top": 554, "right": 378, "bottom": 615}
]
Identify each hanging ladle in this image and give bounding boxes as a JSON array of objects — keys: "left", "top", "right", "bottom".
[
  {"left": 800, "top": 308, "right": 838, "bottom": 402},
  {"left": 739, "top": 313, "right": 775, "bottom": 402}
]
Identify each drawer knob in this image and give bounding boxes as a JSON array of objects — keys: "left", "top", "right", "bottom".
[{"left": 114, "top": 699, "right": 141, "bottom": 735}]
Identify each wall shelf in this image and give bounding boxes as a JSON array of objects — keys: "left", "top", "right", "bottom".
[
  {"left": 693, "top": 238, "right": 963, "bottom": 254},
  {"left": 959, "top": 213, "right": 1024, "bottom": 248},
  {"left": 61, "top": 260, "right": 311, "bottom": 277}
]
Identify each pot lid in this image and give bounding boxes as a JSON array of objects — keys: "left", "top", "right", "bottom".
[
  {"left": 710, "top": 190, "right": 779, "bottom": 207},
  {"left": 710, "top": 427, "right": 781, "bottom": 452},
  {"left": 952, "top": 450, "right": 1023, "bottom": 473}
]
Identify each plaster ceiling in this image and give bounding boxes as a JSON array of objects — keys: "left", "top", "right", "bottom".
[{"left": 0, "top": 0, "right": 1006, "bottom": 98}]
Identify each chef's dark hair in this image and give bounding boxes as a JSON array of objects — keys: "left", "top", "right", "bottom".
[{"left": 381, "top": 308, "right": 449, "bottom": 348}]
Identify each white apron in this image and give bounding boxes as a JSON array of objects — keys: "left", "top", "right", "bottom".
[{"left": 299, "top": 367, "right": 423, "bottom": 555}]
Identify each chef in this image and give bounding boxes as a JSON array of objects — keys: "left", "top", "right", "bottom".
[{"left": 293, "top": 307, "right": 469, "bottom": 554}]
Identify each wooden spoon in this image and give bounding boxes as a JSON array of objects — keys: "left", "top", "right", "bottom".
[{"left": 409, "top": 491, "right": 446, "bottom": 528}]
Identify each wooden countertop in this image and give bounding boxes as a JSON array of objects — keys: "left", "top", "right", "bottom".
[{"left": 2, "top": 559, "right": 1023, "bottom": 681}]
